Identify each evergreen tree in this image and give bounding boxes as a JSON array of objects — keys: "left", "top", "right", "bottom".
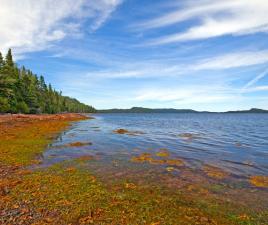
[
  {"left": 0, "top": 50, "right": 16, "bottom": 113},
  {"left": 0, "top": 71, "right": 15, "bottom": 112},
  {"left": 0, "top": 72, "right": 15, "bottom": 97},
  {"left": 0, "top": 52, "right": 3, "bottom": 67},
  {"left": 5, "top": 49, "right": 14, "bottom": 67}
]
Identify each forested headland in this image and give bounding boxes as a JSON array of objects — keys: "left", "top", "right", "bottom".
[{"left": 0, "top": 49, "right": 95, "bottom": 114}]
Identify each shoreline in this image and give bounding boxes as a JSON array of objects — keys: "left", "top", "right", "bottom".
[
  {"left": 0, "top": 113, "right": 90, "bottom": 166},
  {"left": 0, "top": 113, "right": 90, "bottom": 123},
  {"left": 1, "top": 113, "right": 267, "bottom": 224},
  {"left": 0, "top": 113, "right": 94, "bottom": 224}
]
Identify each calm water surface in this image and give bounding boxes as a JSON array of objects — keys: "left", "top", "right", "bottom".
[{"left": 43, "top": 113, "right": 268, "bottom": 177}]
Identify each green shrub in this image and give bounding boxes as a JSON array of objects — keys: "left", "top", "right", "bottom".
[{"left": 17, "top": 101, "right": 30, "bottom": 114}]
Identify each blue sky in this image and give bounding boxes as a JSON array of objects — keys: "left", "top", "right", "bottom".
[{"left": 1, "top": 0, "right": 268, "bottom": 111}]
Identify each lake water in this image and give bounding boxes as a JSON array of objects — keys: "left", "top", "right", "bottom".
[{"left": 43, "top": 113, "right": 268, "bottom": 178}]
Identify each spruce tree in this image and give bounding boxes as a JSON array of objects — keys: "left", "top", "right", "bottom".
[
  {"left": 0, "top": 50, "right": 16, "bottom": 112},
  {"left": 0, "top": 52, "right": 3, "bottom": 67},
  {"left": 5, "top": 49, "right": 14, "bottom": 67}
]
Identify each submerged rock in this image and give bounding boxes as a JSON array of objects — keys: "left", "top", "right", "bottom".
[
  {"left": 178, "top": 132, "right": 200, "bottom": 140},
  {"left": 131, "top": 153, "right": 152, "bottom": 163},
  {"left": 235, "top": 142, "right": 243, "bottom": 147},
  {"left": 114, "top": 128, "right": 129, "bottom": 134},
  {"left": 203, "top": 165, "right": 229, "bottom": 180},
  {"left": 113, "top": 129, "right": 145, "bottom": 135},
  {"left": 156, "top": 149, "right": 170, "bottom": 157},
  {"left": 149, "top": 159, "right": 166, "bottom": 165},
  {"left": 67, "top": 142, "right": 92, "bottom": 147},
  {"left": 77, "top": 155, "right": 94, "bottom": 161},
  {"left": 131, "top": 151, "right": 184, "bottom": 167},
  {"left": 166, "top": 159, "right": 184, "bottom": 166},
  {"left": 49, "top": 141, "right": 93, "bottom": 150}
]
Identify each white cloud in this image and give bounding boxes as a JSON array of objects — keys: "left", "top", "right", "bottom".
[
  {"left": 139, "top": 0, "right": 268, "bottom": 45},
  {"left": 82, "top": 63, "right": 186, "bottom": 79},
  {"left": 88, "top": 0, "right": 122, "bottom": 31},
  {"left": 0, "top": 0, "right": 122, "bottom": 55},
  {"left": 134, "top": 86, "right": 236, "bottom": 105},
  {"left": 195, "top": 50, "right": 268, "bottom": 70},
  {"left": 79, "top": 49, "right": 268, "bottom": 80},
  {"left": 241, "top": 67, "right": 268, "bottom": 92},
  {"left": 244, "top": 85, "right": 268, "bottom": 93}
]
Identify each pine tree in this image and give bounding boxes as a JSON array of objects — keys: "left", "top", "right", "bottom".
[
  {"left": 0, "top": 72, "right": 15, "bottom": 97},
  {"left": 0, "top": 50, "right": 16, "bottom": 112},
  {"left": 5, "top": 49, "right": 14, "bottom": 67},
  {"left": 0, "top": 52, "right": 3, "bottom": 67}
]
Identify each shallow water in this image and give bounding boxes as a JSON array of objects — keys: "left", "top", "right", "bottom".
[{"left": 42, "top": 113, "right": 268, "bottom": 178}]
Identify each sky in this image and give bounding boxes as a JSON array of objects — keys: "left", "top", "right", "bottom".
[{"left": 0, "top": 0, "right": 268, "bottom": 111}]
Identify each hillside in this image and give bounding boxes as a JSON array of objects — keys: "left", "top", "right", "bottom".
[
  {"left": 98, "top": 107, "right": 268, "bottom": 113},
  {"left": 98, "top": 107, "right": 200, "bottom": 113},
  {"left": 225, "top": 108, "right": 268, "bottom": 113},
  {"left": 0, "top": 49, "right": 95, "bottom": 114}
]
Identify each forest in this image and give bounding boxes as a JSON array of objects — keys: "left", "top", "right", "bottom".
[{"left": 0, "top": 49, "right": 95, "bottom": 114}]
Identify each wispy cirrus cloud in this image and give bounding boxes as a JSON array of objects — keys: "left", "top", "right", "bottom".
[
  {"left": 134, "top": 85, "right": 238, "bottom": 106},
  {"left": 241, "top": 67, "right": 268, "bottom": 92},
  {"left": 76, "top": 49, "right": 268, "bottom": 79},
  {"left": 195, "top": 50, "right": 268, "bottom": 70},
  {"left": 0, "top": 0, "right": 122, "bottom": 55},
  {"left": 137, "top": 0, "right": 268, "bottom": 45},
  {"left": 243, "top": 85, "right": 268, "bottom": 93}
]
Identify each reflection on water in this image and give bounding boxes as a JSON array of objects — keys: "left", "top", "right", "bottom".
[{"left": 42, "top": 113, "right": 268, "bottom": 177}]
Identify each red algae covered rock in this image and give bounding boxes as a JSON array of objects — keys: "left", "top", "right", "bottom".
[
  {"left": 249, "top": 175, "right": 268, "bottom": 188},
  {"left": 149, "top": 159, "right": 166, "bottom": 165},
  {"left": 0, "top": 114, "right": 86, "bottom": 166},
  {"left": 131, "top": 153, "right": 152, "bottom": 163},
  {"left": 203, "top": 165, "right": 229, "bottom": 180},
  {"left": 0, "top": 113, "right": 91, "bottom": 124},
  {"left": 114, "top": 128, "right": 129, "bottom": 134},
  {"left": 68, "top": 142, "right": 92, "bottom": 147},
  {"left": 113, "top": 128, "right": 145, "bottom": 135},
  {"left": 131, "top": 151, "right": 184, "bottom": 167},
  {"left": 166, "top": 159, "right": 184, "bottom": 166},
  {"left": 156, "top": 149, "right": 170, "bottom": 157}
]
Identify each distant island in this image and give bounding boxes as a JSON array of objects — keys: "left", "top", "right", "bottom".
[
  {"left": 98, "top": 107, "right": 200, "bottom": 113},
  {"left": 98, "top": 107, "right": 268, "bottom": 113},
  {"left": 225, "top": 108, "right": 268, "bottom": 113}
]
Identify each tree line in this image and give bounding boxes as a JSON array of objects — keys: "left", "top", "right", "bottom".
[{"left": 0, "top": 49, "right": 96, "bottom": 114}]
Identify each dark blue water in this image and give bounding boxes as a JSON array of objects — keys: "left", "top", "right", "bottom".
[{"left": 43, "top": 113, "right": 268, "bottom": 176}]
